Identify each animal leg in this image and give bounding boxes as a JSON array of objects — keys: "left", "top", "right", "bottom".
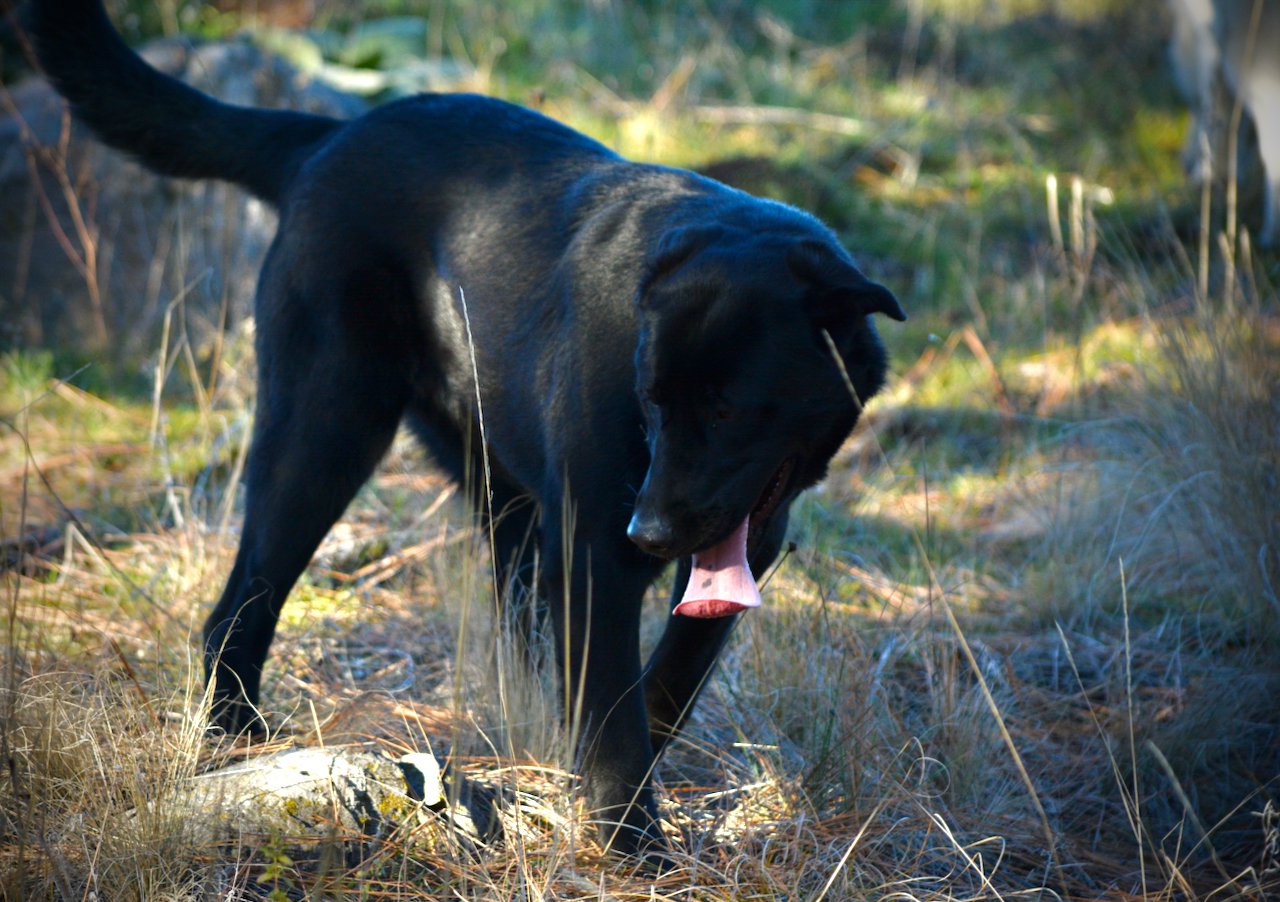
[
  {"left": 542, "top": 514, "right": 662, "bottom": 856},
  {"left": 205, "top": 268, "right": 412, "bottom": 733}
]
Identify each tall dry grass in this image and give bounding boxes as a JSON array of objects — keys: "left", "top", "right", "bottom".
[
  {"left": 4, "top": 266, "right": 1277, "bottom": 898},
  {"left": 2, "top": 0, "right": 1279, "bottom": 898}
]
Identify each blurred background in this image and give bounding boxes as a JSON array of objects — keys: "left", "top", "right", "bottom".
[{"left": 1, "top": 0, "right": 1232, "bottom": 360}]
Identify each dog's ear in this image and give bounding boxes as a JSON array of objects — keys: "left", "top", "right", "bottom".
[
  {"left": 637, "top": 225, "right": 728, "bottom": 310},
  {"left": 788, "top": 241, "right": 906, "bottom": 324}
]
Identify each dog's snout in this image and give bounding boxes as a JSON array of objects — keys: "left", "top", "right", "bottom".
[{"left": 627, "top": 510, "right": 677, "bottom": 558}]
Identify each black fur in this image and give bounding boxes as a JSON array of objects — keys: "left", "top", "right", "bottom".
[{"left": 29, "top": 0, "right": 904, "bottom": 857}]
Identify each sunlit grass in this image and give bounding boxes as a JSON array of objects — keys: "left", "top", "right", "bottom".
[{"left": 3, "top": 0, "right": 1278, "bottom": 897}]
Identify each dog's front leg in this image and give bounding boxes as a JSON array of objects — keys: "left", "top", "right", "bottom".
[
  {"left": 642, "top": 559, "right": 739, "bottom": 757},
  {"left": 541, "top": 519, "right": 664, "bottom": 857},
  {"left": 644, "top": 509, "right": 791, "bottom": 755}
]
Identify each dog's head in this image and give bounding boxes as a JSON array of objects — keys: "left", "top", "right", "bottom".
[{"left": 627, "top": 213, "right": 904, "bottom": 562}]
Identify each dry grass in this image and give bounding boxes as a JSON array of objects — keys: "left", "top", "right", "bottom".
[
  {"left": 3, "top": 261, "right": 1275, "bottom": 897},
  {"left": 2, "top": 0, "right": 1279, "bottom": 898}
]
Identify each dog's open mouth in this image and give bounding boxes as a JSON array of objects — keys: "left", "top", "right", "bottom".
[{"left": 673, "top": 457, "right": 796, "bottom": 619}]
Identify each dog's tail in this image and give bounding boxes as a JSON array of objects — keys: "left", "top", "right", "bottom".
[{"left": 26, "top": 0, "right": 342, "bottom": 206}]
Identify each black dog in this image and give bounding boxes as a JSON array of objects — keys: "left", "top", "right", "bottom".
[{"left": 30, "top": 0, "right": 904, "bottom": 856}]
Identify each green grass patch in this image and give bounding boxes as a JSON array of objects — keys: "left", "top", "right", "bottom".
[{"left": 5, "top": 1, "right": 1278, "bottom": 898}]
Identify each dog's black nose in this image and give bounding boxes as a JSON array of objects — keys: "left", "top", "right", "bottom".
[{"left": 627, "top": 512, "right": 677, "bottom": 557}]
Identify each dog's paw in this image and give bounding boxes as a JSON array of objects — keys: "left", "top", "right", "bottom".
[
  {"left": 206, "top": 696, "right": 268, "bottom": 740},
  {"left": 593, "top": 800, "right": 672, "bottom": 866}
]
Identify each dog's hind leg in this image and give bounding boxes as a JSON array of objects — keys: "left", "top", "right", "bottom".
[{"left": 203, "top": 262, "right": 414, "bottom": 734}]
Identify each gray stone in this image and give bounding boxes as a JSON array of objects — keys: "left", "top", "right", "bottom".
[
  {"left": 184, "top": 746, "right": 496, "bottom": 854},
  {"left": 0, "top": 37, "right": 366, "bottom": 356}
]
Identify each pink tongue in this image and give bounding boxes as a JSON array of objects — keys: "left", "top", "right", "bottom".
[{"left": 673, "top": 517, "right": 762, "bottom": 618}]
